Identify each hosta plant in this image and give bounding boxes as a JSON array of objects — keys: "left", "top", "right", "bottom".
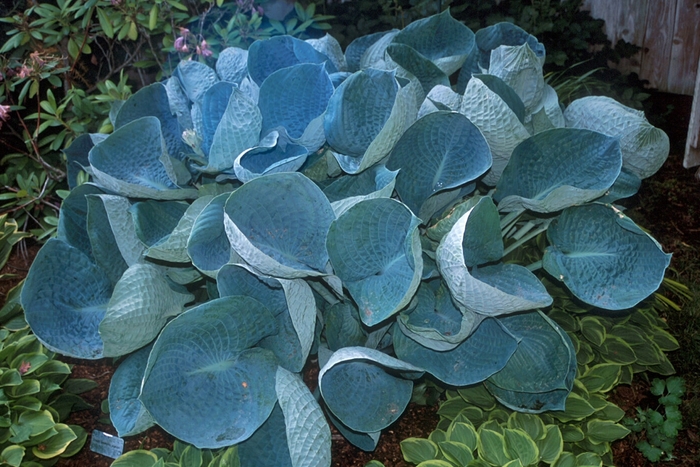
[{"left": 19, "top": 10, "right": 671, "bottom": 466}]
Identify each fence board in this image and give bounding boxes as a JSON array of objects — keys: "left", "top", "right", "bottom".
[
  {"left": 669, "top": 1, "right": 700, "bottom": 95},
  {"left": 639, "top": 0, "right": 678, "bottom": 91},
  {"left": 684, "top": 56, "right": 700, "bottom": 169}
]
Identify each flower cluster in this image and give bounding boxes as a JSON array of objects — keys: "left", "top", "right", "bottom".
[
  {"left": 0, "top": 104, "right": 11, "bottom": 130},
  {"left": 174, "top": 28, "right": 213, "bottom": 58}
]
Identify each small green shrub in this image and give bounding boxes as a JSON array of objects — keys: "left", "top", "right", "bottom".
[
  {"left": 624, "top": 376, "right": 685, "bottom": 462},
  {"left": 111, "top": 439, "right": 238, "bottom": 467}
]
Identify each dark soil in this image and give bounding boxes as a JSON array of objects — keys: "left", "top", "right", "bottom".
[{"left": 1, "top": 91, "right": 699, "bottom": 467}]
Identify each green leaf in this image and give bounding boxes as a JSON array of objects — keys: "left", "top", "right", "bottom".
[
  {"left": 503, "top": 428, "right": 539, "bottom": 466},
  {"left": 0, "top": 445, "right": 25, "bottom": 467},
  {"left": 111, "top": 450, "right": 159, "bottom": 467},
  {"left": 579, "top": 364, "right": 621, "bottom": 393},
  {"left": 585, "top": 420, "right": 630, "bottom": 444},
  {"left": 477, "top": 428, "right": 510, "bottom": 466},
  {"left": 536, "top": 425, "right": 563, "bottom": 464},
  {"left": 438, "top": 440, "right": 474, "bottom": 466},
  {"left": 400, "top": 438, "right": 438, "bottom": 464},
  {"left": 579, "top": 316, "right": 606, "bottom": 347},
  {"left": 32, "top": 424, "right": 78, "bottom": 459}
]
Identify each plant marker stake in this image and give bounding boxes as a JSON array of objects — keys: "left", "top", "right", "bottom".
[{"left": 90, "top": 430, "right": 125, "bottom": 459}]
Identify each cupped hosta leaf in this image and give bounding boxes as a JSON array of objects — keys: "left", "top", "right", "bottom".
[
  {"left": 234, "top": 131, "right": 309, "bottom": 182},
  {"left": 360, "top": 30, "right": 400, "bottom": 70},
  {"left": 564, "top": 96, "right": 669, "bottom": 179},
  {"left": 187, "top": 193, "right": 238, "bottom": 277},
  {"left": 393, "top": 317, "right": 518, "bottom": 386},
  {"left": 325, "top": 68, "right": 419, "bottom": 174},
  {"left": 322, "top": 165, "right": 398, "bottom": 218},
  {"left": 528, "top": 84, "right": 565, "bottom": 134},
  {"left": 200, "top": 83, "right": 262, "bottom": 173},
  {"left": 63, "top": 133, "right": 94, "bottom": 189},
  {"left": 390, "top": 9, "right": 475, "bottom": 75},
  {"left": 319, "top": 347, "right": 424, "bottom": 433},
  {"left": 475, "top": 22, "right": 545, "bottom": 70},
  {"left": 436, "top": 197, "right": 552, "bottom": 315},
  {"left": 216, "top": 46, "right": 249, "bottom": 85},
  {"left": 276, "top": 367, "right": 332, "bottom": 467},
  {"left": 345, "top": 30, "right": 397, "bottom": 72},
  {"left": 485, "top": 311, "right": 576, "bottom": 413},
  {"left": 396, "top": 281, "right": 484, "bottom": 351},
  {"left": 147, "top": 196, "right": 212, "bottom": 263},
  {"left": 224, "top": 172, "right": 335, "bottom": 278},
  {"left": 307, "top": 34, "right": 347, "bottom": 72},
  {"left": 494, "top": 128, "right": 622, "bottom": 213},
  {"left": 326, "top": 410, "right": 381, "bottom": 452},
  {"left": 238, "top": 404, "right": 293, "bottom": 467},
  {"left": 99, "top": 263, "right": 193, "bottom": 357},
  {"left": 385, "top": 43, "right": 449, "bottom": 93},
  {"left": 543, "top": 203, "right": 671, "bottom": 310},
  {"left": 130, "top": 200, "right": 189, "bottom": 248},
  {"left": 217, "top": 264, "right": 315, "bottom": 373},
  {"left": 473, "top": 74, "right": 526, "bottom": 124},
  {"left": 387, "top": 111, "right": 491, "bottom": 217},
  {"left": 596, "top": 168, "right": 641, "bottom": 204},
  {"left": 22, "top": 239, "right": 111, "bottom": 359},
  {"left": 327, "top": 198, "right": 423, "bottom": 326},
  {"left": 324, "top": 302, "right": 367, "bottom": 351},
  {"left": 488, "top": 44, "right": 545, "bottom": 115},
  {"left": 109, "top": 344, "right": 155, "bottom": 437},
  {"left": 248, "top": 35, "right": 337, "bottom": 87},
  {"left": 459, "top": 75, "right": 530, "bottom": 186},
  {"left": 56, "top": 183, "right": 104, "bottom": 258},
  {"left": 140, "top": 296, "right": 279, "bottom": 448},
  {"left": 259, "top": 63, "right": 333, "bottom": 146},
  {"left": 174, "top": 59, "right": 219, "bottom": 103},
  {"left": 114, "top": 83, "right": 185, "bottom": 159},
  {"left": 418, "top": 84, "right": 463, "bottom": 118},
  {"left": 88, "top": 116, "right": 196, "bottom": 200},
  {"left": 86, "top": 194, "right": 147, "bottom": 285}
]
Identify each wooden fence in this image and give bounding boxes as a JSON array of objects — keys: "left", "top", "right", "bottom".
[{"left": 581, "top": 0, "right": 700, "bottom": 169}]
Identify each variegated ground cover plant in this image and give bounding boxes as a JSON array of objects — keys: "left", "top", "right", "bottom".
[{"left": 19, "top": 10, "right": 672, "bottom": 467}]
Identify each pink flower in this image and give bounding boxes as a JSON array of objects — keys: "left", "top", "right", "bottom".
[
  {"left": 256, "top": 6, "right": 264, "bottom": 15},
  {"left": 17, "top": 65, "right": 31, "bottom": 78},
  {"left": 174, "top": 36, "right": 189, "bottom": 53},
  {"left": 199, "top": 39, "right": 213, "bottom": 57},
  {"left": 0, "top": 104, "right": 11, "bottom": 129}
]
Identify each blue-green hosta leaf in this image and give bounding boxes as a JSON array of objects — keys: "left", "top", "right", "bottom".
[
  {"left": 63, "top": 133, "right": 94, "bottom": 189},
  {"left": 114, "top": 83, "right": 185, "bottom": 160},
  {"left": 322, "top": 165, "right": 398, "bottom": 217},
  {"left": 201, "top": 84, "right": 262, "bottom": 173},
  {"left": 485, "top": 311, "right": 576, "bottom": 413},
  {"left": 359, "top": 30, "right": 399, "bottom": 70},
  {"left": 147, "top": 196, "right": 212, "bottom": 263},
  {"left": 109, "top": 344, "right": 155, "bottom": 437},
  {"left": 22, "top": 239, "right": 111, "bottom": 359},
  {"left": 323, "top": 302, "right": 367, "bottom": 351},
  {"left": 459, "top": 76, "right": 530, "bottom": 186},
  {"left": 86, "top": 195, "right": 145, "bottom": 285},
  {"left": 325, "top": 69, "right": 419, "bottom": 174},
  {"left": 165, "top": 76, "right": 193, "bottom": 130},
  {"left": 276, "top": 367, "right": 332, "bottom": 467},
  {"left": 248, "top": 35, "right": 337, "bottom": 87},
  {"left": 418, "top": 85, "right": 463, "bottom": 118},
  {"left": 129, "top": 200, "right": 189, "bottom": 248},
  {"left": 391, "top": 9, "right": 475, "bottom": 75},
  {"left": 488, "top": 44, "right": 545, "bottom": 115},
  {"left": 385, "top": 43, "right": 449, "bottom": 94},
  {"left": 543, "top": 203, "right": 671, "bottom": 310},
  {"left": 217, "top": 264, "right": 316, "bottom": 373},
  {"left": 234, "top": 131, "right": 308, "bottom": 183},
  {"left": 494, "top": 129, "right": 622, "bottom": 213},
  {"left": 563, "top": 96, "right": 670, "bottom": 179},
  {"left": 174, "top": 59, "right": 219, "bottom": 103},
  {"left": 319, "top": 347, "right": 424, "bottom": 433},
  {"left": 56, "top": 183, "right": 104, "bottom": 258},
  {"left": 396, "top": 281, "right": 485, "bottom": 351},
  {"left": 99, "top": 263, "right": 193, "bottom": 357},
  {"left": 596, "top": 168, "right": 641, "bottom": 204},
  {"left": 528, "top": 84, "right": 565, "bottom": 134},
  {"left": 307, "top": 34, "right": 347, "bottom": 72},
  {"left": 200, "top": 81, "right": 235, "bottom": 156},
  {"left": 224, "top": 172, "right": 335, "bottom": 278},
  {"left": 475, "top": 22, "right": 545, "bottom": 70},
  {"left": 216, "top": 47, "right": 249, "bottom": 85},
  {"left": 327, "top": 198, "right": 423, "bottom": 327},
  {"left": 258, "top": 63, "right": 334, "bottom": 142},
  {"left": 88, "top": 117, "right": 197, "bottom": 200},
  {"left": 238, "top": 404, "right": 292, "bottom": 467},
  {"left": 436, "top": 197, "right": 552, "bottom": 315},
  {"left": 345, "top": 30, "right": 397, "bottom": 72},
  {"left": 187, "top": 193, "right": 240, "bottom": 277},
  {"left": 140, "top": 296, "right": 279, "bottom": 448},
  {"left": 473, "top": 74, "right": 526, "bottom": 124},
  {"left": 326, "top": 410, "right": 381, "bottom": 451},
  {"left": 393, "top": 317, "right": 518, "bottom": 386},
  {"left": 387, "top": 111, "right": 491, "bottom": 216}
]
